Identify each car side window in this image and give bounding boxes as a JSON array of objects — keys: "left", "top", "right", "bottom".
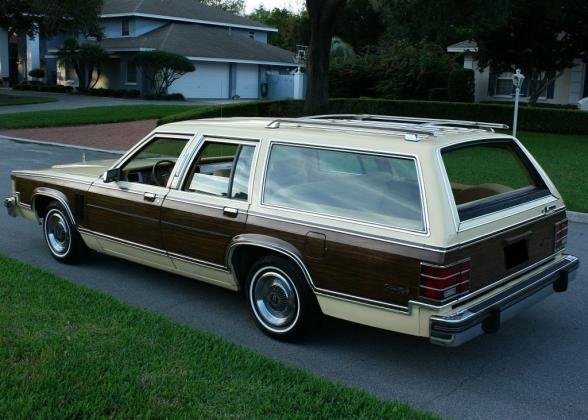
[{"left": 183, "top": 141, "right": 255, "bottom": 200}]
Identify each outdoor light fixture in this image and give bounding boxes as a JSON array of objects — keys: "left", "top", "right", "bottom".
[{"left": 512, "top": 69, "right": 525, "bottom": 137}]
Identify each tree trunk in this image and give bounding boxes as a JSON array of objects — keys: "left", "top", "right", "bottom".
[{"left": 304, "top": 0, "right": 346, "bottom": 115}]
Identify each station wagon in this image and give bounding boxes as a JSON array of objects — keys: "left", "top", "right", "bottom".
[{"left": 5, "top": 115, "right": 579, "bottom": 346}]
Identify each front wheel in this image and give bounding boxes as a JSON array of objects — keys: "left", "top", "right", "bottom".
[
  {"left": 42, "top": 202, "right": 86, "bottom": 264},
  {"left": 246, "top": 255, "right": 319, "bottom": 340}
]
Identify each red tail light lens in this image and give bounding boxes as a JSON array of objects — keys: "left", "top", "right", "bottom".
[
  {"left": 420, "top": 259, "right": 470, "bottom": 302},
  {"left": 554, "top": 219, "right": 568, "bottom": 251}
]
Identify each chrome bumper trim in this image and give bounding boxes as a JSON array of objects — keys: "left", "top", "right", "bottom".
[
  {"left": 429, "top": 255, "right": 579, "bottom": 347},
  {"left": 4, "top": 196, "right": 17, "bottom": 217}
]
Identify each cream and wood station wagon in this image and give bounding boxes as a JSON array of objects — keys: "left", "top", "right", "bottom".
[{"left": 5, "top": 115, "right": 580, "bottom": 346}]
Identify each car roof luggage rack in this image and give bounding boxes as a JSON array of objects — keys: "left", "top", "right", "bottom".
[{"left": 266, "top": 114, "right": 509, "bottom": 141}]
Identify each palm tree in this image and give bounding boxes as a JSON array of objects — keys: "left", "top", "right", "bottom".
[{"left": 56, "top": 38, "right": 110, "bottom": 89}]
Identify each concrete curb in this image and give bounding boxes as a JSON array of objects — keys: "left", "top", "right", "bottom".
[
  {"left": 0, "top": 135, "right": 125, "bottom": 155},
  {"left": 567, "top": 211, "right": 588, "bottom": 225}
]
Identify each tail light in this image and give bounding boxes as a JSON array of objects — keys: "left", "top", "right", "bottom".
[
  {"left": 420, "top": 259, "right": 471, "bottom": 302},
  {"left": 554, "top": 219, "right": 568, "bottom": 251}
]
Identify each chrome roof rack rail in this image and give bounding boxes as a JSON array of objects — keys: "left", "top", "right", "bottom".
[
  {"left": 308, "top": 114, "right": 509, "bottom": 132},
  {"left": 266, "top": 118, "right": 440, "bottom": 140}
]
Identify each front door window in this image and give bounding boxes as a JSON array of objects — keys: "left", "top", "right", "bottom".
[{"left": 121, "top": 137, "right": 189, "bottom": 187}]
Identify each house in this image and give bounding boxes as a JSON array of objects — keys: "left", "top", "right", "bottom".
[
  {"left": 447, "top": 40, "right": 587, "bottom": 106},
  {"left": 0, "top": 0, "right": 304, "bottom": 99}
]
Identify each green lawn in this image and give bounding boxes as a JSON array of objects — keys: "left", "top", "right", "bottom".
[
  {"left": 0, "top": 255, "right": 433, "bottom": 419},
  {"left": 0, "top": 105, "right": 196, "bottom": 129},
  {"left": 0, "top": 94, "right": 57, "bottom": 106},
  {"left": 516, "top": 132, "right": 588, "bottom": 213}
]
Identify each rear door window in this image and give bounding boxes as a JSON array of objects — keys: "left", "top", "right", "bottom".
[
  {"left": 442, "top": 140, "right": 550, "bottom": 220},
  {"left": 183, "top": 141, "right": 255, "bottom": 200},
  {"left": 263, "top": 144, "right": 425, "bottom": 232}
]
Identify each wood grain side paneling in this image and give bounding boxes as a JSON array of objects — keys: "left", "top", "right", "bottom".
[
  {"left": 161, "top": 200, "right": 247, "bottom": 266},
  {"left": 85, "top": 185, "right": 163, "bottom": 249},
  {"left": 244, "top": 215, "right": 438, "bottom": 306}
]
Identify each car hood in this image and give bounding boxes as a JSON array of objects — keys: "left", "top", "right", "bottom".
[{"left": 49, "top": 159, "right": 119, "bottom": 178}]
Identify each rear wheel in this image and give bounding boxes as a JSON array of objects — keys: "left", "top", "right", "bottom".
[
  {"left": 42, "top": 202, "right": 86, "bottom": 264},
  {"left": 246, "top": 255, "right": 319, "bottom": 340}
]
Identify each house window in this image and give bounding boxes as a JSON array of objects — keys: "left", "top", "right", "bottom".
[
  {"left": 126, "top": 61, "right": 137, "bottom": 84},
  {"left": 122, "top": 17, "right": 130, "bottom": 36},
  {"left": 495, "top": 75, "right": 514, "bottom": 96},
  {"left": 248, "top": 31, "right": 255, "bottom": 39}
]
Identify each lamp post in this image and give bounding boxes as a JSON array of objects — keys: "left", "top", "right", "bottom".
[{"left": 511, "top": 69, "right": 525, "bottom": 137}]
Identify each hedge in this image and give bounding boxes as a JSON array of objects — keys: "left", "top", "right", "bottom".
[{"left": 158, "top": 98, "right": 588, "bottom": 135}]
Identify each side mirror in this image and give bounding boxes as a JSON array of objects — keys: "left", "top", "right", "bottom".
[{"left": 103, "top": 168, "right": 121, "bottom": 183}]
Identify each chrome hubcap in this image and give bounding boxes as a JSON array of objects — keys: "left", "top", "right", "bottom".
[
  {"left": 45, "top": 211, "right": 70, "bottom": 255},
  {"left": 252, "top": 270, "right": 298, "bottom": 330}
]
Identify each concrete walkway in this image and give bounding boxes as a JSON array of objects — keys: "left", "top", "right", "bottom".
[
  {"left": 0, "top": 120, "right": 156, "bottom": 152},
  {"left": 0, "top": 87, "right": 241, "bottom": 115}
]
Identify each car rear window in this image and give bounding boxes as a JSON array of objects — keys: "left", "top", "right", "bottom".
[
  {"left": 263, "top": 144, "right": 425, "bottom": 232},
  {"left": 442, "top": 140, "right": 550, "bottom": 220}
]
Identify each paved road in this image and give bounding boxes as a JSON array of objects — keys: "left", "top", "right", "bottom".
[
  {"left": 1, "top": 138, "right": 586, "bottom": 419},
  {"left": 0, "top": 88, "right": 241, "bottom": 114}
]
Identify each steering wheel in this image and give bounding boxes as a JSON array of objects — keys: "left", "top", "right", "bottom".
[{"left": 152, "top": 159, "right": 175, "bottom": 187}]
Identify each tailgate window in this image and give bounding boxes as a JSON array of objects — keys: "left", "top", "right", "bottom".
[{"left": 442, "top": 139, "right": 550, "bottom": 221}]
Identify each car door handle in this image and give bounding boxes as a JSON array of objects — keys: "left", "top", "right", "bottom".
[
  {"left": 223, "top": 207, "right": 239, "bottom": 217},
  {"left": 144, "top": 192, "right": 156, "bottom": 202}
]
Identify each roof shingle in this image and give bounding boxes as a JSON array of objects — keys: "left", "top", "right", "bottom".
[
  {"left": 102, "top": 0, "right": 275, "bottom": 31},
  {"left": 100, "top": 23, "right": 297, "bottom": 65}
]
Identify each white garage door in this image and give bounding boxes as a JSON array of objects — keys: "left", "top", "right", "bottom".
[
  {"left": 235, "top": 64, "right": 259, "bottom": 99},
  {"left": 169, "top": 62, "right": 229, "bottom": 99}
]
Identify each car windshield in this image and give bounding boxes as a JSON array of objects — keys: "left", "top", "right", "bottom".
[{"left": 263, "top": 144, "right": 425, "bottom": 232}]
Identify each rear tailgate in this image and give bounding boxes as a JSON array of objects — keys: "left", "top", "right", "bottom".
[
  {"left": 447, "top": 211, "right": 566, "bottom": 293},
  {"left": 440, "top": 137, "right": 566, "bottom": 294}
]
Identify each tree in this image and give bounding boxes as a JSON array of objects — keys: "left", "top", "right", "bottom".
[
  {"left": 247, "top": 6, "right": 310, "bottom": 50},
  {"left": 0, "top": 0, "right": 103, "bottom": 38},
  {"left": 376, "top": 40, "right": 454, "bottom": 100},
  {"left": 56, "top": 38, "right": 110, "bottom": 89},
  {"left": 133, "top": 51, "right": 196, "bottom": 95},
  {"left": 304, "top": 0, "right": 346, "bottom": 115},
  {"left": 473, "top": 0, "right": 588, "bottom": 104},
  {"left": 197, "top": 0, "right": 244, "bottom": 14},
  {"left": 333, "top": 0, "right": 385, "bottom": 52}
]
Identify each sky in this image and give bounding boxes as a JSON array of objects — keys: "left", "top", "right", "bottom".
[{"left": 244, "top": 0, "right": 304, "bottom": 14}]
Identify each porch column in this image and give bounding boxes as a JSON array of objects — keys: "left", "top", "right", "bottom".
[
  {"left": 0, "top": 28, "right": 9, "bottom": 83},
  {"left": 26, "top": 33, "right": 40, "bottom": 79}
]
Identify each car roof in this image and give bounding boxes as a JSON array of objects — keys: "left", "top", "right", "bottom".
[{"left": 157, "top": 117, "right": 513, "bottom": 154}]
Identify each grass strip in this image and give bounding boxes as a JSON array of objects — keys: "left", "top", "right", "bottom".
[
  {"left": 0, "top": 94, "right": 57, "bottom": 106},
  {"left": 517, "top": 132, "right": 588, "bottom": 213},
  {"left": 0, "top": 105, "right": 196, "bottom": 129},
  {"left": 0, "top": 255, "right": 434, "bottom": 419}
]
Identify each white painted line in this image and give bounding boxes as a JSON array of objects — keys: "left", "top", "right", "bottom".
[
  {"left": 567, "top": 211, "right": 588, "bottom": 225},
  {"left": 0, "top": 135, "right": 125, "bottom": 154}
]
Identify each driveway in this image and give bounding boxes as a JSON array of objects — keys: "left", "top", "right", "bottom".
[
  {"left": 0, "top": 87, "right": 241, "bottom": 115},
  {"left": 0, "top": 120, "right": 156, "bottom": 152},
  {"left": 1, "top": 138, "right": 586, "bottom": 419}
]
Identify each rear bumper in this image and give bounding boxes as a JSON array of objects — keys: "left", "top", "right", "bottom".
[{"left": 429, "top": 255, "right": 579, "bottom": 347}]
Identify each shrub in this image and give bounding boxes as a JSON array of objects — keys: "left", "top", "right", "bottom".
[
  {"left": 143, "top": 93, "right": 185, "bottom": 101},
  {"left": 428, "top": 88, "right": 449, "bottom": 101},
  {"left": 28, "top": 68, "right": 45, "bottom": 79},
  {"left": 448, "top": 69, "right": 475, "bottom": 102},
  {"left": 133, "top": 51, "right": 195, "bottom": 95},
  {"left": 158, "top": 98, "right": 588, "bottom": 135}
]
